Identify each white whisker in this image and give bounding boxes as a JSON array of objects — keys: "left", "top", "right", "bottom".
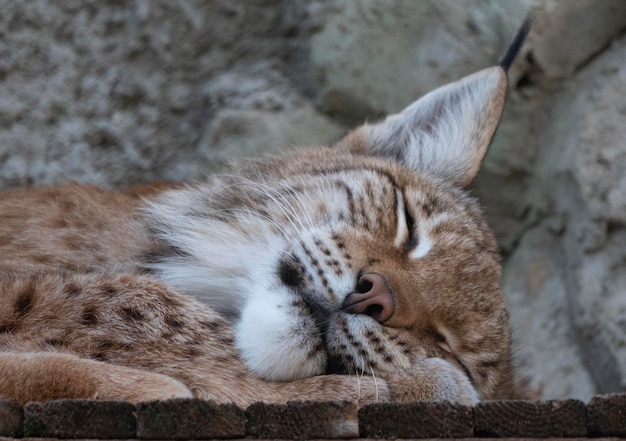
[{"left": 370, "top": 365, "right": 380, "bottom": 402}]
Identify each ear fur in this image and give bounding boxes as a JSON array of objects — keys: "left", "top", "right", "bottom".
[
  {"left": 337, "top": 20, "right": 530, "bottom": 188},
  {"left": 339, "top": 67, "right": 507, "bottom": 187}
]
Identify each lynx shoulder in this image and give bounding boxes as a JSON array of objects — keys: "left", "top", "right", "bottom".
[{"left": 0, "top": 21, "right": 530, "bottom": 405}]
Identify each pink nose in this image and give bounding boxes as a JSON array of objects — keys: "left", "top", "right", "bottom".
[{"left": 342, "top": 273, "right": 395, "bottom": 323}]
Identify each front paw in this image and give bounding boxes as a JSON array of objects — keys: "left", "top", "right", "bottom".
[{"left": 385, "top": 358, "right": 479, "bottom": 405}]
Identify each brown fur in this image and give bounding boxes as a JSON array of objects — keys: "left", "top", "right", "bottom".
[{"left": 0, "top": 51, "right": 525, "bottom": 405}]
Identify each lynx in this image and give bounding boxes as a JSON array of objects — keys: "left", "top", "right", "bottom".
[{"left": 0, "top": 22, "right": 529, "bottom": 406}]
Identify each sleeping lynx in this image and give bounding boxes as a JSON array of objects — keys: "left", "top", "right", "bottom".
[{"left": 0, "top": 23, "right": 529, "bottom": 406}]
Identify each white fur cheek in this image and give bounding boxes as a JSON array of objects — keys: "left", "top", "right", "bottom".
[{"left": 235, "top": 289, "right": 327, "bottom": 381}]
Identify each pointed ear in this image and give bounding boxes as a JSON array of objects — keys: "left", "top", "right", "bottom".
[{"left": 336, "top": 66, "right": 508, "bottom": 187}]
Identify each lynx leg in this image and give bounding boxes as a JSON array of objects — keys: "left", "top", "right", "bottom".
[
  {"left": 0, "top": 351, "right": 192, "bottom": 403},
  {"left": 250, "top": 359, "right": 477, "bottom": 406}
]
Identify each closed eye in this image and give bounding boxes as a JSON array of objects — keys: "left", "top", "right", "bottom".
[
  {"left": 393, "top": 189, "right": 418, "bottom": 251},
  {"left": 403, "top": 196, "right": 418, "bottom": 250}
]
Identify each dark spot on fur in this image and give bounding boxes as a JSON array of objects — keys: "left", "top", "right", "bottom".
[
  {"left": 15, "top": 291, "right": 34, "bottom": 317},
  {"left": 121, "top": 306, "right": 145, "bottom": 321},
  {"left": 142, "top": 251, "right": 163, "bottom": 267},
  {"left": 160, "top": 294, "right": 184, "bottom": 308},
  {"left": 65, "top": 284, "right": 83, "bottom": 297},
  {"left": 91, "top": 340, "right": 113, "bottom": 361},
  {"left": 213, "top": 355, "right": 234, "bottom": 364},
  {"left": 290, "top": 298, "right": 306, "bottom": 309},
  {"left": 307, "top": 345, "right": 323, "bottom": 358},
  {"left": 278, "top": 255, "right": 305, "bottom": 288},
  {"left": 165, "top": 315, "right": 184, "bottom": 329},
  {"left": 82, "top": 308, "right": 99, "bottom": 325},
  {"left": 480, "top": 358, "right": 500, "bottom": 369},
  {"left": 200, "top": 320, "right": 222, "bottom": 330},
  {"left": 100, "top": 284, "right": 118, "bottom": 296},
  {"left": 53, "top": 217, "right": 68, "bottom": 228},
  {"left": 216, "top": 334, "right": 234, "bottom": 345},
  {"left": 44, "top": 338, "right": 65, "bottom": 347},
  {"left": 59, "top": 199, "right": 77, "bottom": 212},
  {"left": 0, "top": 323, "right": 16, "bottom": 333},
  {"left": 33, "top": 255, "right": 53, "bottom": 264},
  {"left": 65, "top": 237, "right": 82, "bottom": 251},
  {"left": 327, "top": 259, "right": 340, "bottom": 267},
  {"left": 161, "top": 330, "right": 175, "bottom": 341},
  {"left": 185, "top": 347, "right": 201, "bottom": 359}
]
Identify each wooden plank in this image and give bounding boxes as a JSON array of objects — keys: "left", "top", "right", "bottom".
[
  {"left": 587, "top": 393, "right": 626, "bottom": 436},
  {"left": 474, "top": 399, "right": 587, "bottom": 437},
  {"left": 136, "top": 398, "right": 245, "bottom": 439},
  {"left": 22, "top": 400, "right": 136, "bottom": 439},
  {"left": 359, "top": 402, "right": 473, "bottom": 438},
  {"left": 246, "top": 401, "right": 358, "bottom": 439}
]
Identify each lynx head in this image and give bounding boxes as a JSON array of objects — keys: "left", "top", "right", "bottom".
[{"left": 147, "top": 23, "right": 529, "bottom": 400}]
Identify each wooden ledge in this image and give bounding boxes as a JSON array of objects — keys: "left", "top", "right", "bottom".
[{"left": 0, "top": 393, "right": 624, "bottom": 439}]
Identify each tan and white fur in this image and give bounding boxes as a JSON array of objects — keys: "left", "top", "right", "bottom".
[{"left": 0, "top": 23, "right": 529, "bottom": 406}]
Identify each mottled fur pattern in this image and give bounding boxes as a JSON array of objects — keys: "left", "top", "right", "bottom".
[{"left": 0, "top": 25, "right": 529, "bottom": 406}]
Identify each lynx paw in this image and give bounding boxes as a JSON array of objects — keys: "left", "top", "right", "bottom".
[
  {"left": 386, "top": 358, "right": 479, "bottom": 405},
  {"left": 96, "top": 365, "right": 193, "bottom": 403}
]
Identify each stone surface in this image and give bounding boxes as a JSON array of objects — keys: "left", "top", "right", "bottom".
[
  {"left": 0, "top": 0, "right": 332, "bottom": 187},
  {"left": 503, "top": 227, "right": 596, "bottom": 401},
  {"left": 23, "top": 400, "right": 136, "bottom": 439},
  {"left": 246, "top": 401, "right": 358, "bottom": 439},
  {"left": 474, "top": 400, "right": 587, "bottom": 438},
  {"left": 136, "top": 398, "right": 245, "bottom": 439},
  {"left": 2, "top": 0, "right": 626, "bottom": 402},
  {"left": 359, "top": 402, "right": 473, "bottom": 439},
  {"left": 0, "top": 400, "right": 22, "bottom": 438},
  {"left": 529, "top": 0, "right": 626, "bottom": 80},
  {"left": 308, "top": 0, "right": 529, "bottom": 123}
]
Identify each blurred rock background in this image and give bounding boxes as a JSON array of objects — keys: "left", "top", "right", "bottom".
[{"left": 1, "top": 0, "right": 625, "bottom": 401}]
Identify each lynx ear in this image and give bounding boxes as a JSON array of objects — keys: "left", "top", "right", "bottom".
[
  {"left": 337, "top": 20, "right": 530, "bottom": 188},
  {"left": 338, "top": 67, "right": 507, "bottom": 188}
]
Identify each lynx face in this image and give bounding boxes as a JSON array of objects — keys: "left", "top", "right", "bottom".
[{"left": 147, "top": 67, "right": 514, "bottom": 399}]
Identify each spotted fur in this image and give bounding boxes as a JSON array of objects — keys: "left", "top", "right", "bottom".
[{"left": 0, "top": 24, "right": 530, "bottom": 405}]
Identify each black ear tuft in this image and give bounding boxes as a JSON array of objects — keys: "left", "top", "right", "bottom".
[{"left": 499, "top": 19, "right": 532, "bottom": 73}]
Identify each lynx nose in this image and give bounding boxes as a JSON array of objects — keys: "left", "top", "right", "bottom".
[{"left": 342, "top": 273, "right": 394, "bottom": 323}]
